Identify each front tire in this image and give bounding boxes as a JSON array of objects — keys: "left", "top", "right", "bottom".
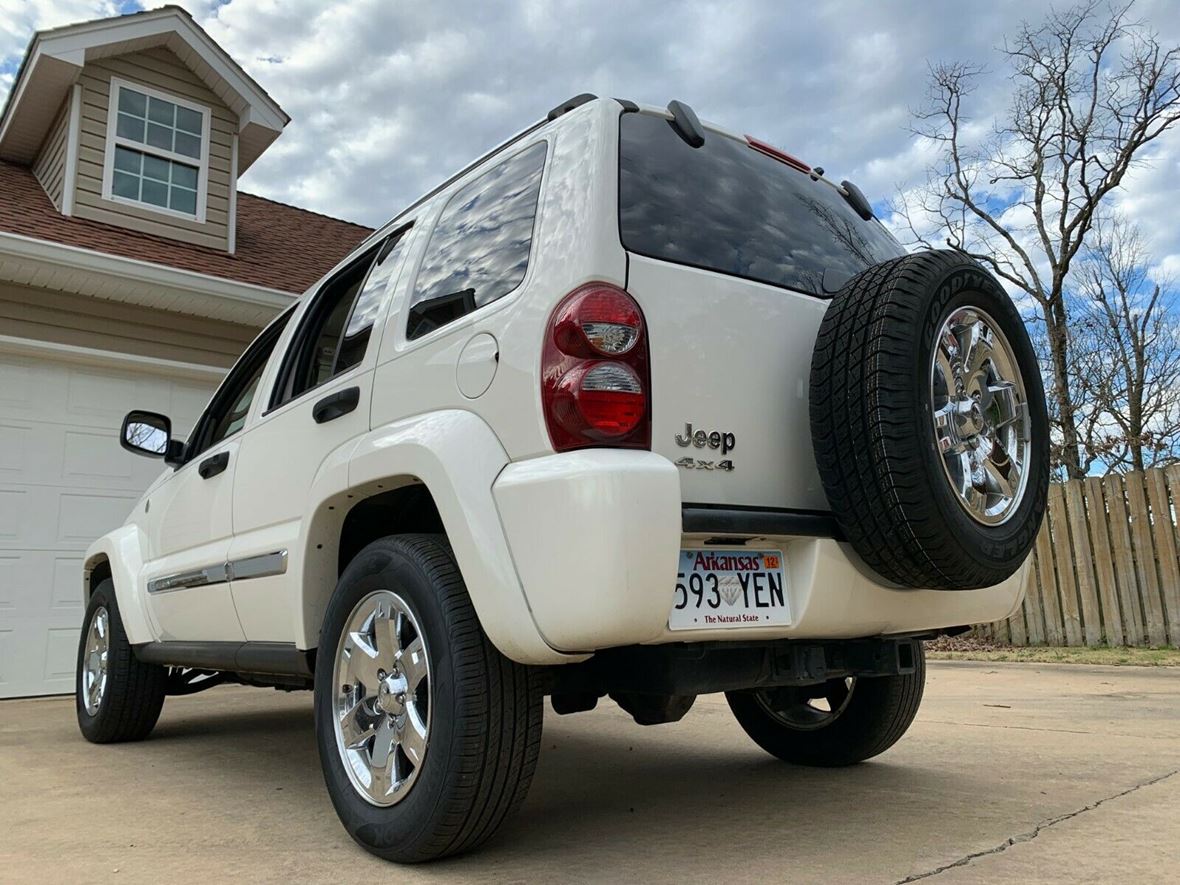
[
  {"left": 75, "top": 580, "right": 167, "bottom": 743},
  {"left": 726, "top": 643, "right": 925, "bottom": 767},
  {"left": 314, "top": 534, "right": 543, "bottom": 863}
]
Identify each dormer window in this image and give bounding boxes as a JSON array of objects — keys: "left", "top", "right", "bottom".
[{"left": 102, "top": 78, "right": 209, "bottom": 221}]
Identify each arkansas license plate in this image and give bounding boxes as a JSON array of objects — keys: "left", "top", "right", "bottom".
[{"left": 668, "top": 549, "right": 791, "bottom": 631}]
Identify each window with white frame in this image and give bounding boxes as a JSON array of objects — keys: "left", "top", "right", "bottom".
[{"left": 103, "top": 78, "right": 209, "bottom": 221}]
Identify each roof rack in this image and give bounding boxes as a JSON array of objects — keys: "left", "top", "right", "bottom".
[{"left": 546, "top": 93, "right": 598, "bottom": 121}]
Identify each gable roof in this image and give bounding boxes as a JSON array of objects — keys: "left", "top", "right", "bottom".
[
  {"left": 0, "top": 5, "right": 287, "bottom": 173},
  {"left": 0, "top": 160, "right": 372, "bottom": 295}
]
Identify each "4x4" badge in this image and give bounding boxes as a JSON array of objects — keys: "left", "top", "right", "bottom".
[{"left": 675, "top": 457, "right": 735, "bottom": 472}]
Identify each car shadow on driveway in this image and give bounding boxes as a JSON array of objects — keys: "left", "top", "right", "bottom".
[{"left": 137, "top": 690, "right": 980, "bottom": 878}]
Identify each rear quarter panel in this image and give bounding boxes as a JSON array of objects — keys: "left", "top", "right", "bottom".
[{"left": 372, "top": 99, "right": 626, "bottom": 461}]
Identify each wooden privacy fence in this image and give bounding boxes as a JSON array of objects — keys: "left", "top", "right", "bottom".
[{"left": 976, "top": 466, "right": 1180, "bottom": 648}]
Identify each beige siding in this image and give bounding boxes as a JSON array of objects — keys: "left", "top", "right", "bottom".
[
  {"left": 71, "top": 46, "right": 235, "bottom": 251},
  {"left": 32, "top": 99, "right": 70, "bottom": 210},
  {"left": 0, "top": 281, "right": 258, "bottom": 368}
]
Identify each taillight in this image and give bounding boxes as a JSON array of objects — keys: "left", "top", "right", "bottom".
[
  {"left": 542, "top": 283, "right": 651, "bottom": 452},
  {"left": 746, "top": 135, "right": 811, "bottom": 173}
]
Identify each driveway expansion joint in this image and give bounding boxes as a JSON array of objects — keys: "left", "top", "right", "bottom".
[{"left": 893, "top": 768, "right": 1180, "bottom": 883}]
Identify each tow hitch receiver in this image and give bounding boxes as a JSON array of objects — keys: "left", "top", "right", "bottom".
[{"left": 549, "top": 637, "right": 923, "bottom": 698}]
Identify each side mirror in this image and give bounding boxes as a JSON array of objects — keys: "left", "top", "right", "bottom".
[{"left": 120, "top": 410, "right": 183, "bottom": 464}]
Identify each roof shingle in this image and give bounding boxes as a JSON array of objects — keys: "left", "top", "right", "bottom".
[{"left": 0, "top": 160, "right": 373, "bottom": 294}]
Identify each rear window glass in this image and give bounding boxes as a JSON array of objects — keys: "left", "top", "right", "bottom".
[
  {"left": 407, "top": 142, "right": 547, "bottom": 340},
  {"left": 618, "top": 112, "right": 904, "bottom": 296}
]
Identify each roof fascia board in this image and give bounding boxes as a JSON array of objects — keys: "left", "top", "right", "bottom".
[
  {"left": 0, "top": 229, "right": 295, "bottom": 310},
  {"left": 2, "top": 8, "right": 287, "bottom": 149},
  {"left": 44, "top": 11, "right": 287, "bottom": 131},
  {"left": 0, "top": 333, "right": 227, "bottom": 383}
]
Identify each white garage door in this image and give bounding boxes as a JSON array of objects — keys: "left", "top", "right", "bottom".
[{"left": 0, "top": 351, "right": 216, "bottom": 698}]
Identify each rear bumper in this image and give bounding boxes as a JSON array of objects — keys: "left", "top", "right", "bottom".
[
  {"left": 681, "top": 505, "right": 844, "bottom": 540},
  {"left": 492, "top": 450, "right": 1027, "bottom": 658}
]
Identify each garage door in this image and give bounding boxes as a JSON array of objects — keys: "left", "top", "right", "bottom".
[{"left": 0, "top": 351, "right": 216, "bottom": 698}]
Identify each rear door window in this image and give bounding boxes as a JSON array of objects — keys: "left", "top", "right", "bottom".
[
  {"left": 270, "top": 226, "right": 410, "bottom": 408},
  {"left": 618, "top": 112, "right": 904, "bottom": 296},
  {"left": 406, "top": 142, "right": 546, "bottom": 340}
]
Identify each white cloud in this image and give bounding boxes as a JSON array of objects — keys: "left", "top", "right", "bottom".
[
  {"left": 0, "top": 0, "right": 121, "bottom": 53},
  {"left": 1, "top": 0, "right": 1177, "bottom": 284}
]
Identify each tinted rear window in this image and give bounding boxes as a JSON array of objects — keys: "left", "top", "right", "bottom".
[{"left": 618, "top": 112, "right": 904, "bottom": 296}]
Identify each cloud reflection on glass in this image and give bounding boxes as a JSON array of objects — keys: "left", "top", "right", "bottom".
[
  {"left": 619, "top": 113, "right": 904, "bottom": 297},
  {"left": 408, "top": 142, "right": 547, "bottom": 339}
]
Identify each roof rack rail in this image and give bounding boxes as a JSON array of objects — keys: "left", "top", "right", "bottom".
[{"left": 547, "top": 93, "right": 598, "bottom": 121}]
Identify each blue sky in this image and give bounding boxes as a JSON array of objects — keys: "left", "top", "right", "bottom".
[{"left": 2, "top": 0, "right": 1178, "bottom": 284}]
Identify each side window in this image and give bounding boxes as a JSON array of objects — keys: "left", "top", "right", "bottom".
[
  {"left": 271, "top": 226, "right": 410, "bottom": 409},
  {"left": 407, "top": 142, "right": 546, "bottom": 340},
  {"left": 206, "top": 359, "right": 265, "bottom": 446},
  {"left": 188, "top": 309, "right": 291, "bottom": 460}
]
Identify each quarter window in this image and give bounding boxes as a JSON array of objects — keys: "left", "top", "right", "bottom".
[
  {"left": 407, "top": 142, "right": 546, "bottom": 340},
  {"left": 104, "top": 79, "right": 208, "bottom": 220},
  {"left": 271, "top": 227, "right": 411, "bottom": 408}
]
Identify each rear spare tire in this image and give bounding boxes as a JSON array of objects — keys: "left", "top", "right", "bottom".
[{"left": 810, "top": 249, "right": 1048, "bottom": 590}]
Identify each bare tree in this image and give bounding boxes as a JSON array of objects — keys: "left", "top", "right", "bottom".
[
  {"left": 894, "top": 1, "right": 1180, "bottom": 478},
  {"left": 1069, "top": 219, "right": 1180, "bottom": 472}
]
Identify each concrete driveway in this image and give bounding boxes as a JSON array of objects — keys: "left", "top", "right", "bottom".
[{"left": 1, "top": 660, "right": 1177, "bottom": 884}]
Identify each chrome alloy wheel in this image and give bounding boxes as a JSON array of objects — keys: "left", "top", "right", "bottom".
[
  {"left": 754, "top": 678, "right": 855, "bottom": 731},
  {"left": 931, "top": 306, "right": 1032, "bottom": 526},
  {"left": 82, "top": 606, "right": 110, "bottom": 716},
  {"left": 332, "top": 590, "right": 431, "bottom": 806}
]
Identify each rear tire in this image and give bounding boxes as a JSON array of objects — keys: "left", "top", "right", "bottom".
[
  {"left": 726, "top": 643, "right": 925, "bottom": 767},
  {"left": 75, "top": 580, "right": 167, "bottom": 743},
  {"left": 314, "top": 534, "right": 543, "bottom": 863}
]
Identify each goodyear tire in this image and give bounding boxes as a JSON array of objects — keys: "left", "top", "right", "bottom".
[{"left": 809, "top": 250, "right": 1048, "bottom": 590}]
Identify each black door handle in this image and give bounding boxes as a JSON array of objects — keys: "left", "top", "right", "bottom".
[
  {"left": 312, "top": 386, "right": 360, "bottom": 424},
  {"left": 198, "top": 451, "right": 229, "bottom": 479}
]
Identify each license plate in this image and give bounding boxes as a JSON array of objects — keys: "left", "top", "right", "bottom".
[{"left": 668, "top": 549, "right": 790, "bottom": 631}]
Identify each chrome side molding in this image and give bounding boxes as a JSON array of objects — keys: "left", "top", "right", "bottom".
[
  {"left": 147, "top": 550, "right": 288, "bottom": 594},
  {"left": 227, "top": 550, "right": 288, "bottom": 581},
  {"left": 147, "top": 564, "right": 229, "bottom": 594}
]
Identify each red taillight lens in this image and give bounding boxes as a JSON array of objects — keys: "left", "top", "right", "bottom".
[
  {"left": 552, "top": 285, "right": 643, "bottom": 356},
  {"left": 542, "top": 283, "right": 650, "bottom": 452}
]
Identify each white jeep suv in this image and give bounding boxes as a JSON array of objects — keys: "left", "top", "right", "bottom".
[{"left": 76, "top": 95, "right": 1048, "bottom": 862}]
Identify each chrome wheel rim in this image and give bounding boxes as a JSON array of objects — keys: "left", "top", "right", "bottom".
[
  {"left": 82, "top": 606, "right": 110, "bottom": 716},
  {"left": 931, "top": 306, "right": 1031, "bottom": 526},
  {"left": 754, "top": 678, "right": 855, "bottom": 731},
  {"left": 331, "top": 590, "right": 431, "bottom": 806}
]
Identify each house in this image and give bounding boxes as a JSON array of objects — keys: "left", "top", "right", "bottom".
[{"left": 0, "top": 6, "right": 373, "bottom": 698}]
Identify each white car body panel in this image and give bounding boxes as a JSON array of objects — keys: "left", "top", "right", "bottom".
[
  {"left": 230, "top": 365, "right": 376, "bottom": 641},
  {"left": 630, "top": 255, "right": 830, "bottom": 510},
  {"left": 83, "top": 527, "right": 151, "bottom": 644},
  {"left": 86, "top": 96, "right": 1029, "bottom": 668},
  {"left": 342, "top": 410, "right": 582, "bottom": 665},
  {"left": 493, "top": 450, "right": 683, "bottom": 651},
  {"left": 142, "top": 437, "right": 243, "bottom": 642}
]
